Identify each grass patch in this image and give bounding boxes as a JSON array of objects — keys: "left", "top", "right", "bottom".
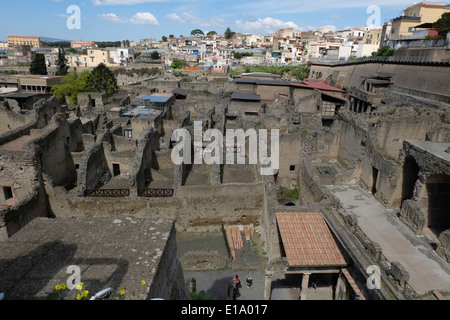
[{"left": 277, "top": 187, "right": 299, "bottom": 201}]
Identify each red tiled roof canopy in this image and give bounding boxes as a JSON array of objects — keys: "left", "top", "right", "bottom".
[{"left": 276, "top": 212, "right": 347, "bottom": 267}]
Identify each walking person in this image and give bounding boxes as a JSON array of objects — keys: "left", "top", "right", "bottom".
[
  {"left": 246, "top": 272, "right": 253, "bottom": 288},
  {"left": 234, "top": 275, "right": 241, "bottom": 293},
  {"left": 311, "top": 275, "right": 317, "bottom": 292}
]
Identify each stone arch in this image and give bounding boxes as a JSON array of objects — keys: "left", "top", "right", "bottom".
[{"left": 419, "top": 174, "right": 450, "bottom": 237}]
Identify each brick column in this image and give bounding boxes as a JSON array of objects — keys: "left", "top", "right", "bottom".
[{"left": 300, "top": 273, "right": 310, "bottom": 300}]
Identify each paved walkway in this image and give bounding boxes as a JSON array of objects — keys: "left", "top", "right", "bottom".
[
  {"left": 183, "top": 270, "right": 334, "bottom": 300},
  {"left": 327, "top": 185, "right": 450, "bottom": 295}
]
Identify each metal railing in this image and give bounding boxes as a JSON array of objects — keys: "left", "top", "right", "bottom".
[
  {"left": 137, "top": 188, "right": 174, "bottom": 198},
  {"left": 84, "top": 189, "right": 130, "bottom": 197}
]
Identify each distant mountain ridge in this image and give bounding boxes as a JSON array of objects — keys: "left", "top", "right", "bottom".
[{"left": 41, "top": 37, "right": 73, "bottom": 43}]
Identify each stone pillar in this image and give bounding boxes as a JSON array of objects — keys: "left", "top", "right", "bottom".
[
  {"left": 334, "top": 274, "right": 342, "bottom": 300},
  {"left": 299, "top": 273, "right": 310, "bottom": 300},
  {"left": 264, "top": 272, "right": 273, "bottom": 300}
]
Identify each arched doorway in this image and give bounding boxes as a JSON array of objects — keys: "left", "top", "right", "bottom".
[
  {"left": 421, "top": 174, "right": 450, "bottom": 238},
  {"left": 401, "top": 156, "right": 420, "bottom": 204}
]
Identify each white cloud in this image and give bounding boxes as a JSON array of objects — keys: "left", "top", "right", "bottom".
[
  {"left": 181, "top": 12, "right": 211, "bottom": 27},
  {"left": 166, "top": 13, "right": 186, "bottom": 24},
  {"left": 235, "top": 17, "right": 300, "bottom": 35},
  {"left": 98, "top": 12, "right": 159, "bottom": 25},
  {"left": 55, "top": 13, "right": 70, "bottom": 19},
  {"left": 129, "top": 12, "right": 160, "bottom": 25},
  {"left": 99, "top": 13, "right": 128, "bottom": 24},
  {"left": 92, "top": 0, "right": 167, "bottom": 5}
]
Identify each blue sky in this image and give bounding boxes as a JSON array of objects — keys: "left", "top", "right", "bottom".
[{"left": 0, "top": 0, "right": 425, "bottom": 42}]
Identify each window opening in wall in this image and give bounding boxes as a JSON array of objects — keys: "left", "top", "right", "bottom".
[
  {"left": 124, "top": 130, "right": 133, "bottom": 138},
  {"left": 3, "top": 186, "right": 13, "bottom": 200},
  {"left": 371, "top": 166, "right": 379, "bottom": 194},
  {"left": 113, "top": 163, "right": 121, "bottom": 177}
]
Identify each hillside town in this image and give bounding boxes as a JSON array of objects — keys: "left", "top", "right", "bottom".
[{"left": 0, "top": 1, "right": 449, "bottom": 304}]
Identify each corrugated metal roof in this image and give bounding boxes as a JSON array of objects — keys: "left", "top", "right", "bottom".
[
  {"left": 139, "top": 95, "right": 171, "bottom": 103},
  {"left": 122, "top": 106, "right": 163, "bottom": 117},
  {"left": 276, "top": 211, "right": 347, "bottom": 267}
]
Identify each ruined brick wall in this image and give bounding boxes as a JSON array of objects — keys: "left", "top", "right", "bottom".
[
  {"left": 256, "top": 84, "right": 290, "bottom": 101},
  {"left": 0, "top": 149, "right": 51, "bottom": 239},
  {"left": 128, "top": 128, "right": 159, "bottom": 193},
  {"left": 0, "top": 102, "right": 31, "bottom": 134},
  {"left": 51, "top": 181, "right": 264, "bottom": 229},
  {"left": 0, "top": 180, "right": 51, "bottom": 238},
  {"left": 77, "top": 133, "right": 111, "bottom": 194},
  {"left": 278, "top": 133, "right": 302, "bottom": 189},
  {"left": 146, "top": 80, "right": 179, "bottom": 93},
  {"left": 25, "top": 114, "right": 77, "bottom": 187},
  {"left": 147, "top": 224, "right": 187, "bottom": 300},
  {"left": 360, "top": 139, "right": 402, "bottom": 207}
]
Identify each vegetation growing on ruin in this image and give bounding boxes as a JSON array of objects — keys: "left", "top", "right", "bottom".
[
  {"left": 232, "top": 51, "right": 254, "bottom": 59},
  {"left": 277, "top": 187, "right": 300, "bottom": 201},
  {"left": 112, "top": 67, "right": 160, "bottom": 78},
  {"left": 170, "top": 59, "right": 187, "bottom": 69},
  {"left": 51, "top": 63, "right": 118, "bottom": 104},
  {"left": 230, "top": 64, "right": 310, "bottom": 81},
  {"left": 51, "top": 70, "right": 91, "bottom": 105}
]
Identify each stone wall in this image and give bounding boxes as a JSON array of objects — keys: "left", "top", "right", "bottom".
[
  {"left": 437, "top": 230, "right": 450, "bottom": 263},
  {"left": 49, "top": 181, "right": 265, "bottom": 230},
  {"left": 146, "top": 80, "right": 179, "bottom": 93},
  {"left": 359, "top": 139, "right": 402, "bottom": 207},
  {"left": 0, "top": 102, "right": 30, "bottom": 134},
  {"left": 310, "top": 62, "right": 450, "bottom": 96},
  {"left": 277, "top": 132, "right": 302, "bottom": 189},
  {"left": 399, "top": 199, "right": 426, "bottom": 235},
  {"left": 25, "top": 114, "right": 77, "bottom": 187},
  {"left": 128, "top": 128, "right": 159, "bottom": 194},
  {"left": 148, "top": 223, "right": 187, "bottom": 299},
  {"left": 77, "top": 133, "right": 111, "bottom": 194}
]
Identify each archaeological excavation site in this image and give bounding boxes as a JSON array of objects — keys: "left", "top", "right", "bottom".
[{"left": 0, "top": 56, "right": 449, "bottom": 302}]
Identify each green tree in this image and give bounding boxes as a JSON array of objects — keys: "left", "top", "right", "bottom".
[
  {"left": 372, "top": 45, "right": 395, "bottom": 56},
  {"left": 224, "top": 27, "right": 235, "bottom": 39},
  {"left": 55, "top": 48, "right": 69, "bottom": 76},
  {"left": 170, "top": 60, "right": 185, "bottom": 69},
  {"left": 207, "top": 31, "right": 217, "bottom": 37},
  {"left": 162, "top": 36, "right": 168, "bottom": 42},
  {"left": 51, "top": 70, "right": 91, "bottom": 104},
  {"left": 432, "top": 12, "right": 450, "bottom": 38},
  {"left": 29, "top": 53, "right": 47, "bottom": 75},
  {"left": 191, "top": 29, "right": 204, "bottom": 36},
  {"left": 169, "top": 34, "right": 174, "bottom": 38},
  {"left": 86, "top": 63, "right": 118, "bottom": 97},
  {"left": 150, "top": 50, "right": 161, "bottom": 60}
]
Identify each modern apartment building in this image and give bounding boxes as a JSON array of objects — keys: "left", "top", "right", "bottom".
[
  {"left": 389, "top": 2, "right": 450, "bottom": 40},
  {"left": 7, "top": 35, "right": 43, "bottom": 49}
]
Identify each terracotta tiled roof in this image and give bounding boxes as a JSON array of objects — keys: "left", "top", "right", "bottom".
[
  {"left": 276, "top": 211, "right": 347, "bottom": 267},
  {"left": 341, "top": 268, "right": 364, "bottom": 299}
]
